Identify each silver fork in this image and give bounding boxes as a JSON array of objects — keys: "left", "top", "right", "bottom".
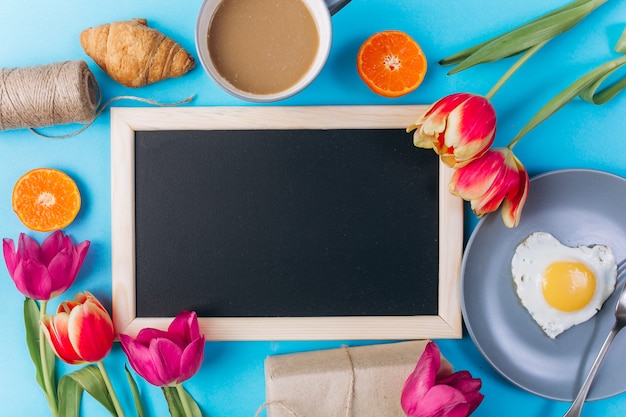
[{"left": 562, "top": 260, "right": 626, "bottom": 417}]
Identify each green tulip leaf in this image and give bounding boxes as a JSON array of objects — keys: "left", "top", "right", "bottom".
[
  {"left": 510, "top": 55, "right": 626, "bottom": 145},
  {"left": 57, "top": 376, "right": 83, "bottom": 417},
  {"left": 440, "top": 0, "right": 608, "bottom": 74},
  {"left": 615, "top": 27, "right": 626, "bottom": 54},
  {"left": 125, "top": 365, "right": 146, "bottom": 417},
  {"left": 163, "top": 385, "right": 203, "bottom": 417},
  {"left": 439, "top": 0, "right": 587, "bottom": 65},
  {"left": 59, "top": 365, "right": 117, "bottom": 417},
  {"left": 24, "top": 297, "right": 58, "bottom": 413},
  {"left": 23, "top": 298, "right": 44, "bottom": 388},
  {"left": 579, "top": 57, "right": 626, "bottom": 104},
  {"left": 182, "top": 388, "right": 203, "bottom": 417}
]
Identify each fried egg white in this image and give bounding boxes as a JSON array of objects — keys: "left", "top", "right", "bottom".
[{"left": 511, "top": 231, "right": 617, "bottom": 339}]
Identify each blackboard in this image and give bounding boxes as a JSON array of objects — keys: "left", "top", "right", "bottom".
[{"left": 110, "top": 106, "right": 463, "bottom": 340}]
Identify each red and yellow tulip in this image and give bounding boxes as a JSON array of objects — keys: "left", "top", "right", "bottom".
[
  {"left": 41, "top": 291, "right": 114, "bottom": 364},
  {"left": 449, "top": 147, "right": 529, "bottom": 228},
  {"left": 407, "top": 93, "right": 496, "bottom": 168}
]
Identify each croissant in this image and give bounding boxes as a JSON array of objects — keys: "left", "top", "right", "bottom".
[{"left": 80, "top": 18, "right": 195, "bottom": 88}]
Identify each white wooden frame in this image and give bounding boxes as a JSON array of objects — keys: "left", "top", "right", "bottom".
[{"left": 110, "top": 105, "right": 463, "bottom": 341}]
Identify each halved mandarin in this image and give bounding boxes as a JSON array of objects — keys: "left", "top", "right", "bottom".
[
  {"left": 12, "top": 168, "right": 81, "bottom": 232},
  {"left": 357, "top": 30, "right": 427, "bottom": 98}
]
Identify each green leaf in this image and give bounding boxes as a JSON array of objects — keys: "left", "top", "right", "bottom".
[
  {"left": 509, "top": 54, "right": 626, "bottom": 145},
  {"left": 179, "top": 387, "right": 202, "bottom": 417},
  {"left": 440, "top": 0, "right": 607, "bottom": 74},
  {"left": 24, "top": 298, "right": 57, "bottom": 403},
  {"left": 615, "top": 27, "right": 626, "bottom": 54},
  {"left": 23, "top": 298, "right": 44, "bottom": 388},
  {"left": 125, "top": 365, "right": 146, "bottom": 417},
  {"left": 58, "top": 375, "right": 83, "bottom": 417},
  {"left": 579, "top": 56, "right": 626, "bottom": 104},
  {"left": 440, "top": 0, "right": 587, "bottom": 65},
  {"left": 59, "top": 366, "right": 118, "bottom": 417}
]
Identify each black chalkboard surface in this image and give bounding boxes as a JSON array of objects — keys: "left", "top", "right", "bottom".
[{"left": 111, "top": 106, "right": 463, "bottom": 340}]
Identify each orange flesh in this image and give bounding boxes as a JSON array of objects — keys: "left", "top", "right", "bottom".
[{"left": 12, "top": 168, "right": 81, "bottom": 232}]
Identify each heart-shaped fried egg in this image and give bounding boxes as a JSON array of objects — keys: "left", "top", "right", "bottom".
[{"left": 511, "top": 231, "right": 617, "bottom": 339}]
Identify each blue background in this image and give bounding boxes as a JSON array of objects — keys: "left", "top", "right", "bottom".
[{"left": 1, "top": 0, "right": 626, "bottom": 416}]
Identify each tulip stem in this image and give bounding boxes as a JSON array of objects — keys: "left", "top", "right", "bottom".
[
  {"left": 485, "top": 40, "right": 549, "bottom": 100},
  {"left": 176, "top": 384, "right": 195, "bottom": 417},
  {"left": 39, "top": 301, "right": 59, "bottom": 417},
  {"left": 97, "top": 360, "right": 126, "bottom": 417}
]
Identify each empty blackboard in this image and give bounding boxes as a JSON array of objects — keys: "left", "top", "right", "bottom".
[{"left": 111, "top": 106, "right": 463, "bottom": 340}]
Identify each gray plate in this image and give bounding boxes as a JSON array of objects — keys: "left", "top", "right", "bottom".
[{"left": 461, "top": 169, "right": 626, "bottom": 401}]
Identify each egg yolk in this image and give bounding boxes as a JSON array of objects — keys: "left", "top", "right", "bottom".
[{"left": 542, "top": 261, "right": 596, "bottom": 312}]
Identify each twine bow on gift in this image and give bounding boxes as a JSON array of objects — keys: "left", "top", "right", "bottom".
[
  {"left": 254, "top": 346, "right": 357, "bottom": 417},
  {"left": 0, "top": 60, "right": 193, "bottom": 139}
]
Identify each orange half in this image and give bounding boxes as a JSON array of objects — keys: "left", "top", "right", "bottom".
[
  {"left": 357, "top": 30, "right": 427, "bottom": 98},
  {"left": 12, "top": 168, "right": 81, "bottom": 232}
]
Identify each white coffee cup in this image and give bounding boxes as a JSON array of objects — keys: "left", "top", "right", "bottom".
[{"left": 195, "top": 0, "right": 344, "bottom": 102}]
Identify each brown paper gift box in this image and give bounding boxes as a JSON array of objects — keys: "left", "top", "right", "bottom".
[{"left": 261, "top": 340, "right": 452, "bottom": 417}]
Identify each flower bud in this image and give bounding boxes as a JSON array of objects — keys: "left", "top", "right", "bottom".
[
  {"left": 449, "top": 147, "right": 529, "bottom": 227},
  {"left": 120, "top": 310, "right": 205, "bottom": 387},
  {"left": 401, "top": 341, "right": 484, "bottom": 417},
  {"left": 408, "top": 93, "right": 496, "bottom": 168},
  {"left": 2, "top": 231, "right": 90, "bottom": 301},
  {"left": 41, "top": 291, "right": 115, "bottom": 364}
]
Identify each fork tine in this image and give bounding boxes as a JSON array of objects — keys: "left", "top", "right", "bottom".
[{"left": 616, "top": 259, "right": 626, "bottom": 283}]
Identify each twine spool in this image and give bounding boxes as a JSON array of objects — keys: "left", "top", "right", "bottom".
[{"left": 0, "top": 60, "right": 99, "bottom": 131}]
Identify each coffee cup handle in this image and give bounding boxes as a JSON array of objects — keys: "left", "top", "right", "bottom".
[{"left": 324, "top": 0, "right": 350, "bottom": 15}]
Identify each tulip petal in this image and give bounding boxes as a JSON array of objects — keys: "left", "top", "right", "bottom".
[
  {"left": 41, "top": 313, "right": 84, "bottom": 364},
  {"left": 3, "top": 238, "right": 17, "bottom": 276},
  {"left": 401, "top": 341, "right": 439, "bottom": 413},
  {"left": 13, "top": 258, "right": 53, "bottom": 300},
  {"left": 150, "top": 337, "right": 184, "bottom": 386},
  {"left": 68, "top": 301, "right": 114, "bottom": 362},
  {"left": 135, "top": 328, "right": 173, "bottom": 345},
  {"left": 18, "top": 233, "right": 42, "bottom": 262},
  {"left": 47, "top": 251, "right": 77, "bottom": 298},
  {"left": 120, "top": 334, "right": 167, "bottom": 386},
  {"left": 41, "top": 231, "right": 64, "bottom": 265},
  {"left": 409, "top": 385, "right": 470, "bottom": 417},
  {"left": 437, "top": 370, "right": 485, "bottom": 413},
  {"left": 168, "top": 310, "right": 199, "bottom": 344},
  {"left": 451, "top": 95, "right": 496, "bottom": 147},
  {"left": 177, "top": 337, "right": 205, "bottom": 384},
  {"left": 69, "top": 240, "right": 90, "bottom": 279},
  {"left": 449, "top": 150, "right": 504, "bottom": 200},
  {"left": 501, "top": 158, "right": 529, "bottom": 228}
]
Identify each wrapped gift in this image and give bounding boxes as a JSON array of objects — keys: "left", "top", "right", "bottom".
[{"left": 261, "top": 340, "right": 452, "bottom": 417}]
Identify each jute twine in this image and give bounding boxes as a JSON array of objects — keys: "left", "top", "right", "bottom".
[
  {"left": 0, "top": 60, "right": 192, "bottom": 138},
  {"left": 254, "top": 346, "right": 356, "bottom": 417}
]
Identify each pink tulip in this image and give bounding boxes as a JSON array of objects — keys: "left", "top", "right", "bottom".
[
  {"left": 41, "top": 291, "right": 115, "bottom": 364},
  {"left": 408, "top": 93, "right": 496, "bottom": 168},
  {"left": 449, "top": 147, "right": 529, "bottom": 228},
  {"left": 401, "top": 341, "right": 484, "bottom": 417},
  {"left": 120, "top": 310, "right": 205, "bottom": 387},
  {"left": 3, "top": 231, "right": 90, "bottom": 301}
]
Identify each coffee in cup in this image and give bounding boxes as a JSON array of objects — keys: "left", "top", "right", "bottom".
[{"left": 196, "top": 0, "right": 332, "bottom": 102}]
